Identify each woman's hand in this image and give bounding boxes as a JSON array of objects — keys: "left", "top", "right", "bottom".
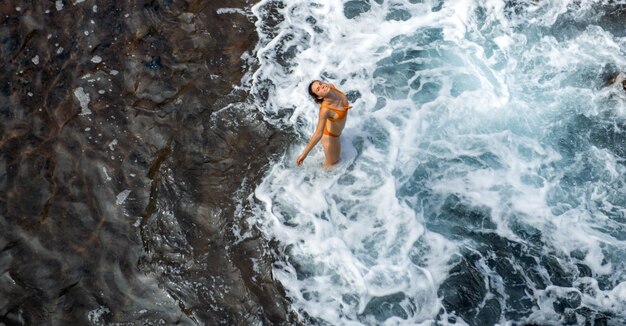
[{"left": 296, "top": 153, "right": 307, "bottom": 167}]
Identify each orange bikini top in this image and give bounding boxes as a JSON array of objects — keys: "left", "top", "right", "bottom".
[{"left": 320, "top": 85, "right": 352, "bottom": 122}]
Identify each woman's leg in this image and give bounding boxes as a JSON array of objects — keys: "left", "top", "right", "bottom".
[{"left": 321, "top": 135, "right": 341, "bottom": 168}]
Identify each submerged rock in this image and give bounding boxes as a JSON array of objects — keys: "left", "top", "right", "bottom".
[
  {"left": 437, "top": 252, "right": 487, "bottom": 323},
  {"left": 344, "top": 1, "right": 371, "bottom": 19}
]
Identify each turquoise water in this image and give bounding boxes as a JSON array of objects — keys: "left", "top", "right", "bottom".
[{"left": 251, "top": 0, "right": 626, "bottom": 324}]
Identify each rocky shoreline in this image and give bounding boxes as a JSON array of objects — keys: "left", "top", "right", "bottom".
[{"left": 0, "top": 0, "right": 296, "bottom": 324}]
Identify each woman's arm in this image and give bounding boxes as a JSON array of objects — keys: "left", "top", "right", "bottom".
[{"left": 296, "top": 108, "right": 328, "bottom": 166}]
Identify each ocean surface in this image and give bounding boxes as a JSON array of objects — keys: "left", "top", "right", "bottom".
[{"left": 251, "top": 0, "right": 626, "bottom": 325}]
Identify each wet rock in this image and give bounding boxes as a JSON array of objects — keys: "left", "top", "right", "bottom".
[
  {"left": 574, "top": 306, "right": 614, "bottom": 326},
  {"left": 0, "top": 0, "right": 296, "bottom": 325},
  {"left": 510, "top": 219, "right": 543, "bottom": 246},
  {"left": 576, "top": 263, "right": 593, "bottom": 278},
  {"left": 386, "top": 8, "right": 411, "bottom": 22},
  {"left": 570, "top": 248, "right": 587, "bottom": 260},
  {"left": 563, "top": 309, "right": 579, "bottom": 325},
  {"left": 431, "top": 0, "right": 445, "bottom": 12},
  {"left": 467, "top": 232, "right": 553, "bottom": 321},
  {"left": 434, "top": 194, "right": 497, "bottom": 233},
  {"left": 553, "top": 291, "right": 581, "bottom": 313},
  {"left": 344, "top": 0, "right": 371, "bottom": 19},
  {"left": 437, "top": 252, "right": 486, "bottom": 323},
  {"left": 483, "top": 250, "right": 535, "bottom": 320},
  {"left": 541, "top": 255, "right": 573, "bottom": 287},
  {"left": 360, "top": 292, "right": 414, "bottom": 322},
  {"left": 475, "top": 298, "right": 502, "bottom": 326}
]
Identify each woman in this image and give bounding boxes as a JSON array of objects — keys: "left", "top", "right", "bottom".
[{"left": 296, "top": 80, "right": 352, "bottom": 168}]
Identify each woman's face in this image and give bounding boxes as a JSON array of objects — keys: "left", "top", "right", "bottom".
[{"left": 310, "top": 81, "right": 331, "bottom": 99}]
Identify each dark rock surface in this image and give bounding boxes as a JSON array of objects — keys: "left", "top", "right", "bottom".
[
  {"left": 0, "top": 0, "right": 296, "bottom": 324},
  {"left": 437, "top": 251, "right": 487, "bottom": 324}
]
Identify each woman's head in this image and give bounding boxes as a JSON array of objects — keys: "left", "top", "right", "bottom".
[{"left": 308, "top": 80, "right": 330, "bottom": 103}]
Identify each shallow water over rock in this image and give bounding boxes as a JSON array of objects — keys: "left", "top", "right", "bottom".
[{"left": 0, "top": 0, "right": 295, "bottom": 324}]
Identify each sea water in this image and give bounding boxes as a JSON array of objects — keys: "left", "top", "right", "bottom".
[{"left": 250, "top": 0, "right": 626, "bottom": 324}]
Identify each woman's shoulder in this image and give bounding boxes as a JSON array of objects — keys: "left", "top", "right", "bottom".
[
  {"left": 331, "top": 84, "right": 348, "bottom": 98},
  {"left": 319, "top": 98, "right": 332, "bottom": 108}
]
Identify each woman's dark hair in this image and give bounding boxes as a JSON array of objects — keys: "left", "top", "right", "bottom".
[{"left": 308, "top": 80, "right": 324, "bottom": 103}]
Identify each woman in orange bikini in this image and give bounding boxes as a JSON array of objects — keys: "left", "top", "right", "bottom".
[{"left": 296, "top": 80, "right": 352, "bottom": 168}]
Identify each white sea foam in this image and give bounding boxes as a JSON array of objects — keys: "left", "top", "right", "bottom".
[
  {"left": 108, "top": 139, "right": 118, "bottom": 151},
  {"left": 251, "top": 0, "right": 626, "bottom": 324},
  {"left": 116, "top": 190, "right": 131, "bottom": 205},
  {"left": 73, "top": 87, "right": 91, "bottom": 115},
  {"left": 102, "top": 167, "right": 111, "bottom": 181},
  {"left": 87, "top": 306, "right": 109, "bottom": 325},
  {"left": 216, "top": 8, "right": 248, "bottom": 16}
]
